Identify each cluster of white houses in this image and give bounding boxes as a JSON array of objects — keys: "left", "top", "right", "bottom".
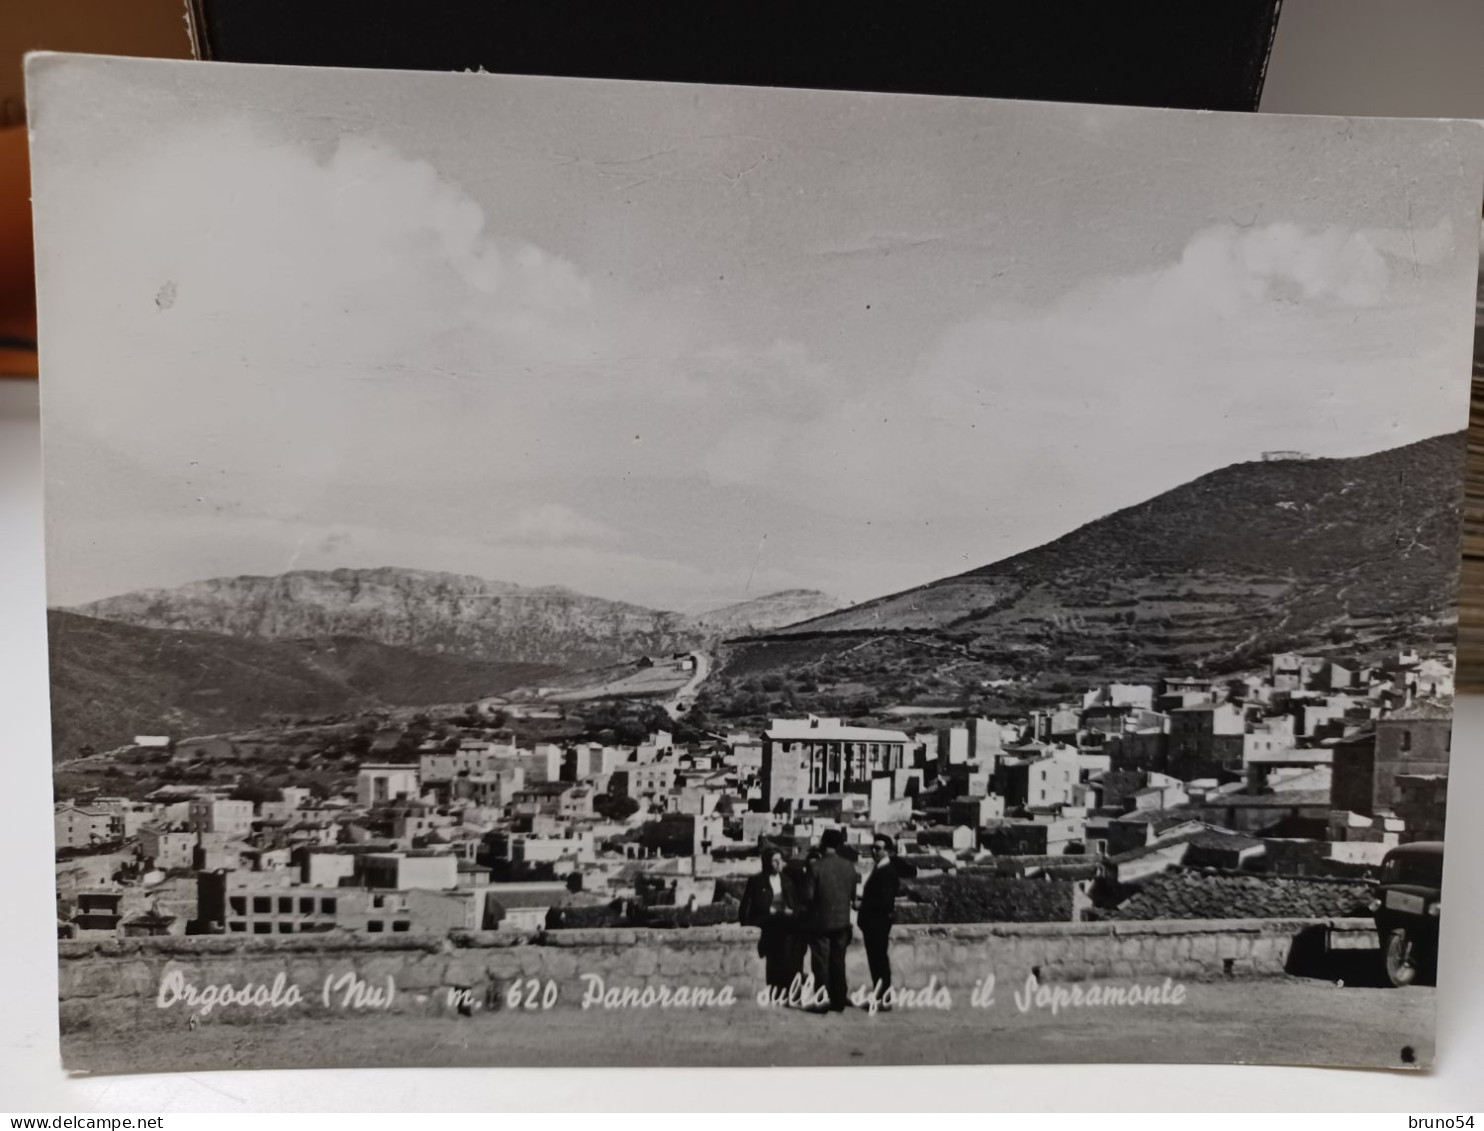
[{"left": 56, "top": 647, "right": 1453, "bottom": 940}]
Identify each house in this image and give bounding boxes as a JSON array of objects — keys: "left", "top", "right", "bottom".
[
  {"left": 1167, "top": 702, "right": 1245, "bottom": 778},
  {"left": 979, "top": 820, "right": 1049, "bottom": 856},
  {"left": 948, "top": 795, "right": 1007, "bottom": 828},
  {"left": 1090, "top": 769, "right": 1182, "bottom": 814},
  {"left": 1242, "top": 714, "right": 1296, "bottom": 762},
  {"left": 1329, "top": 727, "right": 1378, "bottom": 816},
  {"left": 510, "top": 782, "right": 593, "bottom": 820},
  {"left": 358, "top": 850, "right": 460, "bottom": 892},
  {"left": 188, "top": 797, "right": 255, "bottom": 837},
  {"left": 610, "top": 762, "right": 677, "bottom": 798},
  {"left": 1409, "top": 657, "right": 1455, "bottom": 699},
  {"left": 137, "top": 824, "right": 198, "bottom": 871},
  {"left": 1329, "top": 700, "right": 1452, "bottom": 819},
  {"left": 1102, "top": 826, "right": 1265, "bottom": 885},
  {"left": 451, "top": 767, "right": 524, "bottom": 807},
  {"left": 1393, "top": 774, "right": 1448, "bottom": 842},
  {"left": 1180, "top": 790, "right": 1332, "bottom": 837},
  {"left": 1294, "top": 694, "right": 1359, "bottom": 739},
  {"left": 1129, "top": 781, "right": 1189, "bottom": 811},
  {"left": 1105, "top": 811, "right": 1206, "bottom": 857},
  {"left": 485, "top": 883, "right": 572, "bottom": 930},
  {"left": 1100, "top": 726, "right": 1170, "bottom": 774},
  {"left": 419, "top": 740, "right": 518, "bottom": 785},
  {"left": 935, "top": 719, "right": 1005, "bottom": 766},
  {"left": 356, "top": 763, "right": 421, "bottom": 807},
  {"left": 491, "top": 830, "right": 597, "bottom": 868},
  {"left": 258, "top": 787, "right": 313, "bottom": 821},
  {"left": 995, "top": 748, "right": 1080, "bottom": 809},
  {"left": 1083, "top": 683, "right": 1155, "bottom": 711},
  {"left": 728, "top": 734, "right": 764, "bottom": 777},
  {"left": 1025, "top": 808, "right": 1087, "bottom": 855},
  {"left": 54, "top": 803, "right": 120, "bottom": 850},
  {"left": 1372, "top": 701, "right": 1451, "bottom": 815},
  {"left": 195, "top": 867, "right": 481, "bottom": 935},
  {"left": 1158, "top": 676, "right": 1218, "bottom": 711},
  {"left": 914, "top": 825, "right": 977, "bottom": 853}
]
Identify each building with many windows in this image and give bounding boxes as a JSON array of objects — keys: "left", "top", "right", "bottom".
[{"left": 761, "top": 716, "right": 913, "bottom": 808}]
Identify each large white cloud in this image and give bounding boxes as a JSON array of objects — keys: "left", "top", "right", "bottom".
[
  {"left": 725, "top": 220, "right": 1467, "bottom": 538},
  {"left": 41, "top": 111, "right": 1473, "bottom": 609}
]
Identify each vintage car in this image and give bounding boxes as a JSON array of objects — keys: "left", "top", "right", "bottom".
[{"left": 1370, "top": 841, "right": 1443, "bottom": 987}]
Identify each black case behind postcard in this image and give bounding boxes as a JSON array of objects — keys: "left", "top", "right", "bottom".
[{"left": 186, "top": 0, "right": 1281, "bottom": 113}]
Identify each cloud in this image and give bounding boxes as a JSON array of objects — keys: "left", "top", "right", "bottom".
[
  {"left": 109, "top": 127, "right": 677, "bottom": 381},
  {"left": 504, "top": 504, "right": 618, "bottom": 545},
  {"left": 1172, "top": 222, "right": 1389, "bottom": 312},
  {"left": 759, "top": 220, "right": 1466, "bottom": 531},
  {"left": 43, "top": 103, "right": 1473, "bottom": 613}
]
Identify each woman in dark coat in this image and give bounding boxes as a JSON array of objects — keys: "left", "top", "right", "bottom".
[{"left": 739, "top": 845, "right": 804, "bottom": 993}]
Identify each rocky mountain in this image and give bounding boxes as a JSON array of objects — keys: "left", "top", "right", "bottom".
[
  {"left": 48, "top": 609, "right": 557, "bottom": 759},
  {"left": 683, "top": 589, "right": 844, "bottom": 638},
  {"left": 711, "top": 434, "right": 1462, "bottom": 711},
  {"left": 74, "top": 567, "right": 706, "bottom": 669}
]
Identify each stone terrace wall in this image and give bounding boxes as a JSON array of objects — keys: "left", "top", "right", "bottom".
[{"left": 59, "top": 918, "right": 1377, "bottom": 1032}]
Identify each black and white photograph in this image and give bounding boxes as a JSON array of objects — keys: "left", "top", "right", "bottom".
[{"left": 27, "top": 52, "right": 1484, "bottom": 1075}]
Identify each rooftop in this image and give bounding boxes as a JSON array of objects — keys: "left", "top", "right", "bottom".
[
  {"left": 1384, "top": 700, "right": 1453, "bottom": 722},
  {"left": 1113, "top": 811, "right": 1202, "bottom": 830},
  {"left": 766, "top": 718, "right": 911, "bottom": 743},
  {"left": 1108, "top": 868, "right": 1372, "bottom": 921},
  {"left": 1196, "top": 790, "right": 1331, "bottom": 808},
  {"left": 1107, "top": 825, "right": 1264, "bottom": 867}
]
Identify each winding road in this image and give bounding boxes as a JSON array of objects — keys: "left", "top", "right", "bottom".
[{"left": 663, "top": 650, "right": 711, "bottom": 720}]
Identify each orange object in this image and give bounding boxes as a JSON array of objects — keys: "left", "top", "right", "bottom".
[{"left": 0, "top": 123, "right": 36, "bottom": 377}]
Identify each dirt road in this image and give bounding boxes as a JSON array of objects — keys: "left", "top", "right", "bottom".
[{"left": 663, "top": 650, "right": 710, "bottom": 719}]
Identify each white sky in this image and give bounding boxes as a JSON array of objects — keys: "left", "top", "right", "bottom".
[{"left": 29, "top": 56, "right": 1484, "bottom": 611}]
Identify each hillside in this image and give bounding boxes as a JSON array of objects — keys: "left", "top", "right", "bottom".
[
  {"left": 75, "top": 567, "right": 705, "bottom": 669},
  {"left": 709, "top": 434, "right": 1463, "bottom": 715},
  {"left": 684, "top": 589, "right": 844, "bottom": 638},
  {"left": 47, "top": 610, "right": 557, "bottom": 759}
]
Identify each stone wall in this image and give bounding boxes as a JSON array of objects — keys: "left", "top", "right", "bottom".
[{"left": 59, "top": 918, "right": 1377, "bottom": 1031}]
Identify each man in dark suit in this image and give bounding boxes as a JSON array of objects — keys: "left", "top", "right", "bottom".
[
  {"left": 806, "top": 827, "right": 858, "bottom": 1012},
  {"left": 857, "top": 834, "right": 915, "bottom": 1008}
]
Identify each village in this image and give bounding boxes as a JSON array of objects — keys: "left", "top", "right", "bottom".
[{"left": 53, "top": 646, "right": 1454, "bottom": 945}]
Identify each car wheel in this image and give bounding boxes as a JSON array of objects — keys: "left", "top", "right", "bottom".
[{"left": 1384, "top": 927, "right": 1418, "bottom": 987}]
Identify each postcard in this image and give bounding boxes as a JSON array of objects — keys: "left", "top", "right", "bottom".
[{"left": 27, "top": 53, "right": 1483, "bottom": 1073}]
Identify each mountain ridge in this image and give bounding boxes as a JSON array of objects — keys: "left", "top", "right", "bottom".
[{"left": 71, "top": 569, "right": 844, "bottom": 668}]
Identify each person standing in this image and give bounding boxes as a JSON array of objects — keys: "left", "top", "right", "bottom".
[
  {"left": 857, "top": 834, "right": 914, "bottom": 1009},
  {"left": 738, "top": 845, "right": 803, "bottom": 994},
  {"left": 806, "top": 828, "right": 858, "bottom": 1012}
]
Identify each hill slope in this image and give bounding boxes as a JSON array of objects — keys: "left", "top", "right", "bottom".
[
  {"left": 47, "top": 610, "right": 556, "bottom": 759},
  {"left": 684, "top": 590, "right": 844, "bottom": 638},
  {"left": 714, "top": 434, "right": 1462, "bottom": 709}
]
